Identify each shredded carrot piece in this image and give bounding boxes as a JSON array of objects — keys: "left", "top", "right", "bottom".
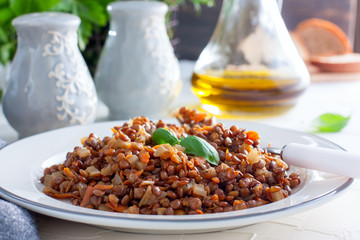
[
  {"left": 152, "top": 145, "right": 160, "bottom": 150},
  {"left": 170, "top": 151, "right": 181, "bottom": 164},
  {"left": 135, "top": 169, "right": 144, "bottom": 177},
  {"left": 144, "top": 146, "right": 155, "bottom": 155},
  {"left": 245, "top": 144, "right": 252, "bottom": 153},
  {"left": 255, "top": 197, "right": 269, "bottom": 205},
  {"left": 63, "top": 167, "right": 76, "bottom": 178},
  {"left": 119, "top": 170, "right": 125, "bottom": 182},
  {"left": 187, "top": 161, "right": 194, "bottom": 169},
  {"left": 80, "top": 186, "right": 94, "bottom": 207},
  {"left": 200, "top": 126, "right": 213, "bottom": 131},
  {"left": 264, "top": 155, "right": 276, "bottom": 161},
  {"left": 245, "top": 131, "right": 260, "bottom": 141},
  {"left": 88, "top": 181, "right": 97, "bottom": 187},
  {"left": 111, "top": 128, "right": 117, "bottom": 134},
  {"left": 195, "top": 209, "right": 204, "bottom": 214},
  {"left": 194, "top": 112, "right": 207, "bottom": 123},
  {"left": 105, "top": 203, "right": 128, "bottom": 213},
  {"left": 194, "top": 157, "right": 201, "bottom": 166},
  {"left": 211, "top": 177, "right": 220, "bottom": 184},
  {"left": 123, "top": 180, "right": 131, "bottom": 185},
  {"left": 211, "top": 194, "right": 219, "bottom": 201},
  {"left": 48, "top": 193, "right": 79, "bottom": 199},
  {"left": 139, "top": 150, "right": 150, "bottom": 164},
  {"left": 233, "top": 200, "right": 245, "bottom": 207},
  {"left": 93, "top": 184, "right": 114, "bottom": 191},
  {"left": 225, "top": 149, "right": 231, "bottom": 161},
  {"left": 182, "top": 155, "right": 188, "bottom": 173}
]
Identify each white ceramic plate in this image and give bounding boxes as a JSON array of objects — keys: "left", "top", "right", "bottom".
[{"left": 0, "top": 120, "right": 353, "bottom": 234}]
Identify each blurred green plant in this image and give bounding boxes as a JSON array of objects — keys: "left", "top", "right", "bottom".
[
  {"left": 162, "top": 0, "right": 214, "bottom": 12},
  {"left": 0, "top": 0, "right": 214, "bottom": 73},
  {"left": 0, "top": 0, "right": 112, "bottom": 66}
]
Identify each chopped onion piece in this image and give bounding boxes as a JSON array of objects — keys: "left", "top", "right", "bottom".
[
  {"left": 111, "top": 172, "right": 123, "bottom": 185},
  {"left": 85, "top": 166, "right": 101, "bottom": 177},
  {"left": 246, "top": 148, "right": 262, "bottom": 164},
  {"left": 75, "top": 147, "right": 91, "bottom": 158},
  {"left": 139, "top": 185, "right": 156, "bottom": 207},
  {"left": 127, "top": 155, "right": 139, "bottom": 167},
  {"left": 269, "top": 186, "right": 285, "bottom": 202},
  {"left": 139, "top": 180, "right": 155, "bottom": 187},
  {"left": 193, "top": 183, "right": 207, "bottom": 197},
  {"left": 101, "top": 164, "right": 113, "bottom": 176}
]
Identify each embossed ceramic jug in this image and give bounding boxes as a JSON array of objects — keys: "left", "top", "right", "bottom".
[
  {"left": 95, "top": 1, "right": 181, "bottom": 120},
  {"left": 3, "top": 13, "right": 97, "bottom": 138}
]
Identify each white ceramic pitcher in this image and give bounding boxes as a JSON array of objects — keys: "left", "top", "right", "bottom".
[
  {"left": 95, "top": 1, "right": 181, "bottom": 120},
  {"left": 3, "top": 12, "right": 97, "bottom": 138}
]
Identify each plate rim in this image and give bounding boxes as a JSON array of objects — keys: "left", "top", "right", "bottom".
[{"left": 0, "top": 120, "right": 354, "bottom": 231}]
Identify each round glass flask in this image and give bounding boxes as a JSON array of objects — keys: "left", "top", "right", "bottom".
[{"left": 191, "top": 0, "right": 310, "bottom": 116}]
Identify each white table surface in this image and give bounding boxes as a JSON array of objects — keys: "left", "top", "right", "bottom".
[{"left": 1, "top": 60, "right": 360, "bottom": 240}]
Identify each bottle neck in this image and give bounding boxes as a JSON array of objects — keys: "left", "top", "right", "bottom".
[
  {"left": 213, "top": 0, "right": 282, "bottom": 44},
  {"left": 194, "top": 0, "right": 306, "bottom": 75}
]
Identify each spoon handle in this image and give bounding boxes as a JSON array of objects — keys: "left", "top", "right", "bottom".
[{"left": 281, "top": 143, "right": 360, "bottom": 178}]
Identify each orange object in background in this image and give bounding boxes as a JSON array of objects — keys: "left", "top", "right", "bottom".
[
  {"left": 292, "top": 18, "right": 360, "bottom": 73},
  {"left": 295, "top": 18, "right": 352, "bottom": 57},
  {"left": 281, "top": 0, "right": 360, "bottom": 74}
]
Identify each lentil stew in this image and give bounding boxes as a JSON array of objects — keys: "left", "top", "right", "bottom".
[{"left": 40, "top": 107, "right": 301, "bottom": 215}]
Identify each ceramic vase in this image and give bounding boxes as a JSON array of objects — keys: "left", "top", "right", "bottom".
[
  {"left": 3, "top": 12, "right": 97, "bottom": 138},
  {"left": 95, "top": 1, "right": 181, "bottom": 120}
]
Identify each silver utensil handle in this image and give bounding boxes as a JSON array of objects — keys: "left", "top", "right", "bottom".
[{"left": 282, "top": 143, "right": 360, "bottom": 178}]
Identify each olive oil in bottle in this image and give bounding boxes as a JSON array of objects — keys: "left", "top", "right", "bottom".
[{"left": 191, "top": 69, "right": 307, "bottom": 116}]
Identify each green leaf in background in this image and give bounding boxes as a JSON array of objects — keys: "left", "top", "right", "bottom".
[
  {"left": 0, "top": 41, "right": 16, "bottom": 65},
  {"left": 152, "top": 128, "right": 180, "bottom": 146},
  {"left": 10, "top": 0, "right": 61, "bottom": 16},
  {"left": 75, "top": 1, "right": 107, "bottom": 26},
  {"left": 0, "top": 89, "right": 2, "bottom": 102},
  {"left": 180, "top": 135, "right": 219, "bottom": 165},
  {"left": 0, "top": 0, "right": 111, "bottom": 65},
  {"left": 51, "top": 0, "right": 109, "bottom": 51},
  {"left": 312, "top": 113, "right": 350, "bottom": 132},
  {"left": 0, "top": 8, "right": 12, "bottom": 25},
  {"left": 0, "top": 27, "right": 10, "bottom": 42},
  {"left": 0, "top": 0, "right": 214, "bottom": 68},
  {"left": 78, "top": 20, "right": 93, "bottom": 51}
]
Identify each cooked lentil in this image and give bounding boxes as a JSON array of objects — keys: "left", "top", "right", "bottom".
[{"left": 40, "top": 107, "right": 301, "bottom": 215}]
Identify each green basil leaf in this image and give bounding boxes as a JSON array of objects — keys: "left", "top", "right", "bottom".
[
  {"left": 180, "top": 135, "right": 219, "bottom": 165},
  {"left": 312, "top": 113, "right": 350, "bottom": 132},
  {"left": 152, "top": 128, "right": 180, "bottom": 146}
]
